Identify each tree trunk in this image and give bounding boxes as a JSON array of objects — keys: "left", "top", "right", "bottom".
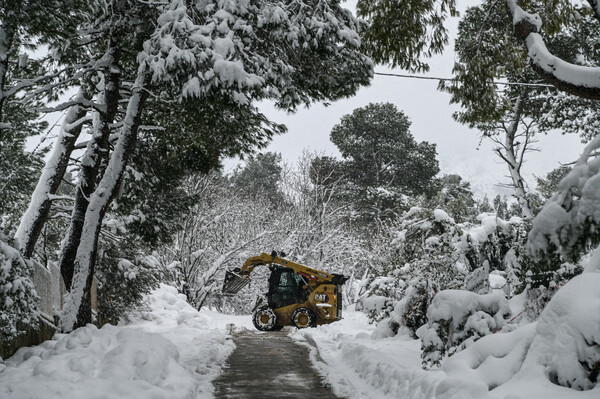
[
  {"left": 0, "top": 23, "right": 16, "bottom": 154},
  {"left": 495, "top": 93, "right": 535, "bottom": 219},
  {"left": 60, "top": 70, "right": 150, "bottom": 332},
  {"left": 505, "top": 96, "right": 534, "bottom": 219},
  {"left": 59, "top": 37, "right": 122, "bottom": 290},
  {"left": 15, "top": 90, "right": 89, "bottom": 257}
]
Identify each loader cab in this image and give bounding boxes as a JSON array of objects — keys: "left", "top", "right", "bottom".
[{"left": 267, "top": 266, "right": 307, "bottom": 309}]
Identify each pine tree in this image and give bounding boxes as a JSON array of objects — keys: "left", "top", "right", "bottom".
[
  {"left": 231, "top": 152, "right": 285, "bottom": 205},
  {"left": 315, "top": 103, "right": 440, "bottom": 225}
]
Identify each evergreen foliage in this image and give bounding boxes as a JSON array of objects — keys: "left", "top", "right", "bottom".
[
  {"left": 535, "top": 165, "right": 572, "bottom": 202},
  {"left": 96, "top": 244, "right": 164, "bottom": 325},
  {"left": 312, "top": 103, "right": 440, "bottom": 225},
  {"left": 357, "top": 0, "right": 458, "bottom": 72},
  {"left": 231, "top": 152, "right": 285, "bottom": 204},
  {"left": 421, "top": 174, "right": 477, "bottom": 223}
]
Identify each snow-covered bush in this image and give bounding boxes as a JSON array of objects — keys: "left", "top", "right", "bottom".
[
  {"left": 460, "top": 213, "right": 528, "bottom": 295},
  {"left": 528, "top": 136, "right": 600, "bottom": 263},
  {"left": 364, "top": 208, "right": 548, "bottom": 342},
  {"left": 442, "top": 252, "right": 600, "bottom": 392},
  {"left": 362, "top": 294, "right": 396, "bottom": 324},
  {"left": 442, "top": 322, "right": 537, "bottom": 390},
  {"left": 0, "top": 233, "right": 39, "bottom": 339},
  {"left": 417, "top": 290, "right": 511, "bottom": 368},
  {"left": 520, "top": 261, "right": 600, "bottom": 391},
  {"left": 364, "top": 208, "right": 467, "bottom": 335},
  {"left": 96, "top": 245, "right": 164, "bottom": 325},
  {"left": 372, "top": 280, "right": 437, "bottom": 339}
]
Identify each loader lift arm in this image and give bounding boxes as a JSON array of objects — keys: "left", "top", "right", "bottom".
[
  {"left": 222, "top": 251, "right": 346, "bottom": 295},
  {"left": 241, "top": 252, "right": 334, "bottom": 283}
]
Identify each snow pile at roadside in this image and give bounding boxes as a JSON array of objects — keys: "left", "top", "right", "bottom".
[
  {"left": 442, "top": 323, "right": 538, "bottom": 390},
  {"left": 0, "top": 284, "right": 234, "bottom": 398},
  {"left": 291, "top": 310, "right": 492, "bottom": 399}
]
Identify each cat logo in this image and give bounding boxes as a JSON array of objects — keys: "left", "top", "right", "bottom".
[{"left": 315, "top": 293, "right": 329, "bottom": 302}]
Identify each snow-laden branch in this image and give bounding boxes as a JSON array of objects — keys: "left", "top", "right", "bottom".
[
  {"left": 35, "top": 99, "right": 103, "bottom": 114},
  {"left": 528, "top": 132, "right": 600, "bottom": 259},
  {"left": 506, "top": 0, "right": 600, "bottom": 100},
  {"left": 193, "top": 230, "right": 275, "bottom": 310}
]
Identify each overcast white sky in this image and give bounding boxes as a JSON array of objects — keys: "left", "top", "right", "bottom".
[{"left": 226, "top": 1, "right": 585, "bottom": 199}]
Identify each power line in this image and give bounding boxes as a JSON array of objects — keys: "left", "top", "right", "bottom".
[{"left": 374, "top": 71, "right": 556, "bottom": 88}]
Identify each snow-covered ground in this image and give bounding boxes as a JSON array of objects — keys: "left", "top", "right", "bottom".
[
  {"left": 0, "top": 284, "right": 242, "bottom": 398},
  {"left": 292, "top": 270, "right": 600, "bottom": 399},
  {"left": 2, "top": 271, "right": 598, "bottom": 399},
  {"left": 292, "top": 310, "right": 493, "bottom": 399}
]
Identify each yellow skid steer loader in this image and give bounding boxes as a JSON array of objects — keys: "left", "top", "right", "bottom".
[{"left": 222, "top": 251, "right": 348, "bottom": 331}]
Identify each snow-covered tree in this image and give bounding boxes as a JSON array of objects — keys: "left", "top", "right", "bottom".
[
  {"left": 421, "top": 174, "right": 477, "bottom": 223},
  {"left": 9, "top": 0, "right": 372, "bottom": 332},
  {"left": 231, "top": 152, "right": 285, "bottom": 205},
  {"left": 365, "top": 207, "right": 536, "bottom": 338},
  {"left": 95, "top": 245, "right": 165, "bottom": 325},
  {"left": 440, "top": 0, "right": 600, "bottom": 219},
  {"left": 459, "top": 213, "right": 529, "bottom": 295},
  {"left": 364, "top": 207, "right": 466, "bottom": 337},
  {"left": 160, "top": 172, "right": 278, "bottom": 312}
]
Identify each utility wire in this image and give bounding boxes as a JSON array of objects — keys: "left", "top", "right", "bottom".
[{"left": 374, "top": 71, "right": 556, "bottom": 88}]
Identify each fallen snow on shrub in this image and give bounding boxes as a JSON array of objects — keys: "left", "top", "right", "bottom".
[
  {"left": 0, "top": 284, "right": 234, "bottom": 398},
  {"left": 295, "top": 271, "right": 599, "bottom": 399},
  {"left": 442, "top": 323, "right": 538, "bottom": 390},
  {"left": 442, "top": 258, "right": 600, "bottom": 398},
  {"left": 514, "top": 270, "right": 600, "bottom": 391},
  {"left": 418, "top": 290, "right": 511, "bottom": 368}
]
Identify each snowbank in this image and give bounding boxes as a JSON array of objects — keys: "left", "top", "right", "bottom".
[
  {"left": 502, "top": 270, "right": 600, "bottom": 395},
  {"left": 0, "top": 284, "right": 234, "bottom": 398},
  {"left": 445, "top": 266, "right": 600, "bottom": 398},
  {"left": 295, "top": 282, "right": 598, "bottom": 399},
  {"left": 292, "top": 310, "right": 492, "bottom": 399}
]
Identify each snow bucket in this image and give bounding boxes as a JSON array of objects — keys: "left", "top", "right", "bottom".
[{"left": 222, "top": 270, "right": 250, "bottom": 295}]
